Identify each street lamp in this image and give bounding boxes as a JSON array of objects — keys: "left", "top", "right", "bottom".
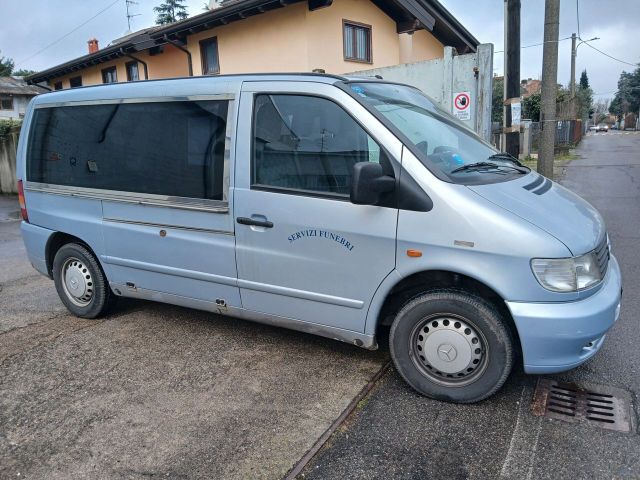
[
  {"left": 571, "top": 36, "right": 600, "bottom": 97},
  {"left": 577, "top": 36, "right": 600, "bottom": 53}
]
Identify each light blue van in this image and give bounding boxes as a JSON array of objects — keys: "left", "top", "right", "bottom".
[{"left": 17, "top": 74, "right": 622, "bottom": 403}]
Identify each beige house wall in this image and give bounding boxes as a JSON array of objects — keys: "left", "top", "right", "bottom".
[
  {"left": 408, "top": 29, "right": 445, "bottom": 63},
  {"left": 47, "top": 0, "right": 446, "bottom": 87},
  {"left": 186, "top": 3, "right": 310, "bottom": 76},
  {"left": 48, "top": 44, "right": 189, "bottom": 89},
  {"left": 304, "top": 0, "right": 400, "bottom": 73}
]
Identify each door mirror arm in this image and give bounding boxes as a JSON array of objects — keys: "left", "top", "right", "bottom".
[{"left": 350, "top": 162, "right": 396, "bottom": 206}]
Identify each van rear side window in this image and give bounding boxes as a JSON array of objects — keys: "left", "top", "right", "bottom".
[{"left": 27, "top": 100, "right": 229, "bottom": 201}]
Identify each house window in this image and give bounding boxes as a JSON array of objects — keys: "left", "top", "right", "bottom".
[
  {"left": 343, "top": 21, "right": 372, "bottom": 63},
  {"left": 200, "top": 37, "right": 220, "bottom": 75},
  {"left": 53, "top": 81, "right": 63, "bottom": 90},
  {"left": 102, "top": 66, "right": 118, "bottom": 84},
  {"left": 69, "top": 76, "right": 83, "bottom": 88},
  {"left": 126, "top": 61, "right": 139, "bottom": 81},
  {"left": 0, "top": 97, "right": 13, "bottom": 110}
]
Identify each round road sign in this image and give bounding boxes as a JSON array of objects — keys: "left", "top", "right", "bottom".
[{"left": 454, "top": 92, "right": 470, "bottom": 111}]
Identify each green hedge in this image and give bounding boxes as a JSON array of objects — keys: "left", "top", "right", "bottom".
[{"left": 0, "top": 119, "right": 21, "bottom": 139}]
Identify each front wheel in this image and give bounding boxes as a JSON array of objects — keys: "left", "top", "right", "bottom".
[{"left": 390, "top": 289, "right": 514, "bottom": 403}]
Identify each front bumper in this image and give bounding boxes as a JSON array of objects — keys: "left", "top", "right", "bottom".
[{"left": 506, "top": 254, "right": 622, "bottom": 374}]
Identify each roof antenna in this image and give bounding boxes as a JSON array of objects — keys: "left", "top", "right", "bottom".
[{"left": 125, "top": 0, "right": 141, "bottom": 32}]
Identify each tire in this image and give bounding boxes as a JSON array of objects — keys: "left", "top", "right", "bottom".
[
  {"left": 52, "top": 243, "right": 116, "bottom": 319},
  {"left": 389, "top": 289, "right": 513, "bottom": 404}
]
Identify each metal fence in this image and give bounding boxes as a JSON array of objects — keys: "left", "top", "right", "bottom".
[{"left": 491, "top": 119, "right": 584, "bottom": 156}]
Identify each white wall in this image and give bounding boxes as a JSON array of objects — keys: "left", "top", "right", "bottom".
[
  {"left": 349, "top": 44, "right": 495, "bottom": 141},
  {"left": 0, "top": 95, "right": 31, "bottom": 120}
]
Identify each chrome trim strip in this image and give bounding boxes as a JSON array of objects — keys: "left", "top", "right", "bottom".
[
  {"left": 102, "top": 256, "right": 238, "bottom": 287},
  {"left": 34, "top": 94, "right": 235, "bottom": 109},
  {"left": 105, "top": 254, "right": 362, "bottom": 309},
  {"left": 222, "top": 99, "right": 234, "bottom": 203},
  {"left": 110, "top": 283, "right": 377, "bottom": 349},
  {"left": 25, "top": 182, "right": 229, "bottom": 213},
  {"left": 237, "top": 279, "right": 365, "bottom": 309},
  {"left": 102, "top": 217, "right": 234, "bottom": 235}
]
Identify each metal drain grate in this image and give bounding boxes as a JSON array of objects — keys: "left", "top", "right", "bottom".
[{"left": 531, "top": 378, "right": 633, "bottom": 433}]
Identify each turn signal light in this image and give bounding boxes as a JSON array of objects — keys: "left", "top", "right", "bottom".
[
  {"left": 407, "top": 249, "right": 422, "bottom": 258},
  {"left": 17, "top": 180, "right": 28, "bottom": 222}
]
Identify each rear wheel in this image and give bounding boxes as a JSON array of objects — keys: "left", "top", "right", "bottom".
[
  {"left": 53, "top": 243, "right": 116, "bottom": 318},
  {"left": 390, "top": 289, "right": 513, "bottom": 403}
]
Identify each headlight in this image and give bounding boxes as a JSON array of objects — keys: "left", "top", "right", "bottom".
[{"left": 531, "top": 252, "right": 602, "bottom": 292}]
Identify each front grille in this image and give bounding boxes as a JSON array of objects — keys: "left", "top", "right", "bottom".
[{"left": 594, "top": 234, "right": 610, "bottom": 276}]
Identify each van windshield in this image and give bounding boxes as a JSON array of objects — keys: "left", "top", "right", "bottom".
[{"left": 345, "top": 82, "right": 529, "bottom": 184}]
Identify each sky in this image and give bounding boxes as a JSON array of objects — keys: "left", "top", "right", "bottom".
[{"left": 1, "top": 0, "right": 638, "bottom": 104}]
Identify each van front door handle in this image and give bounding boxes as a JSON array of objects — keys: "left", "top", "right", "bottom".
[{"left": 236, "top": 217, "right": 274, "bottom": 228}]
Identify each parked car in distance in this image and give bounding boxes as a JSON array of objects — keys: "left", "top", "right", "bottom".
[
  {"left": 597, "top": 124, "right": 609, "bottom": 132},
  {"left": 16, "top": 74, "right": 622, "bottom": 404},
  {"left": 589, "top": 125, "right": 597, "bottom": 132}
]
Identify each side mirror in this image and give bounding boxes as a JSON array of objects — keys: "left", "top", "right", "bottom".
[{"left": 350, "top": 162, "right": 395, "bottom": 205}]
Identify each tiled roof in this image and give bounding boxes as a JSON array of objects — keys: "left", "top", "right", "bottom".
[{"left": 0, "top": 76, "right": 48, "bottom": 95}]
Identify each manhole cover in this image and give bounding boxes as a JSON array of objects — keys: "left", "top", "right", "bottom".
[{"left": 532, "top": 378, "right": 634, "bottom": 433}]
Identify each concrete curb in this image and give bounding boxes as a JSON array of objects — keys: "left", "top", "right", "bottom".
[{"left": 284, "top": 360, "right": 392, "bottom": 479}]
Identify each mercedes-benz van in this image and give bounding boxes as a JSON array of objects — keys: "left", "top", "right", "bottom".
[{"left": 17, "top": 74, "right": 622, "bottom": 403}]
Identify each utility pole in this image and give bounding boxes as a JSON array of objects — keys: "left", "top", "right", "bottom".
[
  {"left": 538, "top": 0, "right": 560, "bottom": 178},
  {"left": 570, "top": 33, "right": 577, "bottom": 98},
  {"left": 503, "top": 0, "right": 521, "bottom": 158}
]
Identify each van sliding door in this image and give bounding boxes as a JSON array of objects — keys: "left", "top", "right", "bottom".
[{"left": 87, "top": 98, "right": 240, "bottom": 309}]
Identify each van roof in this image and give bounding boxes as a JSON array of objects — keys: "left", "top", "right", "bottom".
[{"left": 30, "top": 73, "right": 391, "bottom": 106}]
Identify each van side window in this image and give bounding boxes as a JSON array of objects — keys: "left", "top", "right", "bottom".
[
  {"left": 27, "top": 100, "right": 229, "bottom": 201},
  {"left": 252, "top": 94, "right": 381, "bottom": 197}
]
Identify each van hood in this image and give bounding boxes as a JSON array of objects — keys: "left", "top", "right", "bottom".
[{"left": 468, "top": 173, "right": 605, "bottom": 255}]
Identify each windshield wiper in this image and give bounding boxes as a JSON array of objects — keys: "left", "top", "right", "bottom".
[
  {"left": 450, "top": 161, "right": 527, "bottom": 174},
  {"left": 487, "top": 152, "right": 528, "bottom": 170}
]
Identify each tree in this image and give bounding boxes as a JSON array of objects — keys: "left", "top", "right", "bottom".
[
  {"left": 0, "top": 51, "right": 14, "bottom": 77},
  {"left": 12, "top": 69, "right": 37, "bottom": 77},
  {"left": 579, "top": 69, "right": 590, "bottom": 90},
  {"left": 522, "top": 92, "right": 541, "bottom": 121},
  {"left": 575, "top": 69, "right": 593, "bottom": 120},
  {"left": 610, "top": 67, "right": 640, "bottom": 119},
  {"left": 154, "top": 0, "right": 189, "bottom": 25}
]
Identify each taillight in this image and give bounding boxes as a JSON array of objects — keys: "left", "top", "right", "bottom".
[{"left": 17, "top": 180, "right": 28, "bottom": 222}]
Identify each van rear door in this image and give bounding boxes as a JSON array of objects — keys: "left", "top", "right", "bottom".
[{"left": 234, "top": 81, "right": 401, "bottom": 332}]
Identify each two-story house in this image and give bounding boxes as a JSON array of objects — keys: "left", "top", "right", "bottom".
[{"left": 26, "top": 0, "right": 478, "bottom": 89}]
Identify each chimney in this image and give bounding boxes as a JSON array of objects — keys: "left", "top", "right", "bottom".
[{"left": 88, "top": 38, "right": 99, "bottom": 54}]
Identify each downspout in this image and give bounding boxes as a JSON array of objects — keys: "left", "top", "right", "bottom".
[
  {"left": 163, "top": 35, "right": 193, "bottom": 76},
  {"left": 121, "top": 49, "right": 149, "bottom": 80}
]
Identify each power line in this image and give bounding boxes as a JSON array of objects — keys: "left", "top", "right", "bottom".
[
  {"left": 582, "top": 42, "right": 638, "bottom": 67},
  {"left": 15, "top": 0, "right": 121, "bottom": 67},
  {"left": 494, "top": 36, "right": 572, "bottom": 54}
]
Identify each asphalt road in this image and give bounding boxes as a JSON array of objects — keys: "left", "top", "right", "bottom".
[
  {"left": 0, "top": 197, "right": 388, "bottom": 479},
  {"left": 302, "top": 131, "right": 640, "bottom": 480}
]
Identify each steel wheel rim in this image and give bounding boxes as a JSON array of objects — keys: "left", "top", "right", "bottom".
[
  {"left": 60, "top": 257, "right": 94, "bottom": 307},
  {"left": 409, "top": 313, "right": 488, "bottom": 387}
]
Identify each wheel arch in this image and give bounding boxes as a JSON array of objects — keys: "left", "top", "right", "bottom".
[
  {"left": 368, "top": 269, "right": 522, "bottom": 359},
  {"left": 45, "top": 232, "right": 95, "bottom": 278}
]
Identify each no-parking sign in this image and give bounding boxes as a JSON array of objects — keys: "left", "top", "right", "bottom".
[{"left": 453, "top": 91, "right": 471, "bottom": 121}]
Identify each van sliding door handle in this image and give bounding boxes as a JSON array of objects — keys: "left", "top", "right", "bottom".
[{"left": 236, "top": 217, "right": 274, "bottom": 228}]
